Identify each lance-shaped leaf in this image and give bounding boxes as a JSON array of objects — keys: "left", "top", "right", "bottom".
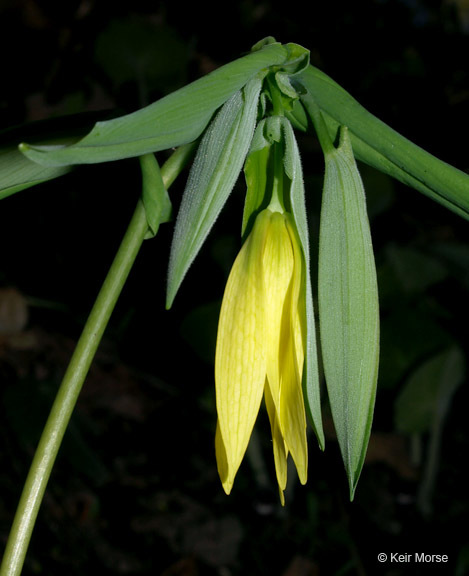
[
  {"left": 0, "top": 114, "right": 98, "bottom": 199},
  {"left": 0, "top": 144, "right": 70, "bottom": 200},
  {"left": 318, "top": 126, "right": 379, "bottom": 500},
  {"left": 297, "top": 66, "right": 469, "bottom": 221},
  {"left": 19, "top": 43, "right": 287, "bottom": 168},
  {"left": 282, "top": 118, "right": 324, "bottom": 450},
  {"left": 166, "top": 77, "right": 262, "bottom": 308}
]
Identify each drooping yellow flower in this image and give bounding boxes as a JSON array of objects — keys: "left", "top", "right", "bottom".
[{"left": 215, "top": 207, "right": 308, "bottom": 504}]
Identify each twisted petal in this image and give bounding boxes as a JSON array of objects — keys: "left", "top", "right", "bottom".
[
  {"left": 278, "top": 216, "right": 308, "bottom": 485},
  {"left": 264, "top": 382, "right": 287, "bottom": 505},
  {"left": 263, "top": 211, "right": 308, "bottom": 495},
  {"left": 215, "top": 208, "right": 308, "bottom": 500},
  {"left": 215, "top": 210, "right": 270, "bottom": 494},
  {"left": 263, "top": 212, "right": 295, "bottom": 413}
]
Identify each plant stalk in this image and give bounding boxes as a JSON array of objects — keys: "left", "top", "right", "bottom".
[
  {"left": 0, "top": 143, "right": 195, "bottom": 576},
  {"left": 0, "top": 200, "right": 147, "bottom": 576}
]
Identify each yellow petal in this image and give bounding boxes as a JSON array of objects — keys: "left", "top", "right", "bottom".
[
  {"left": 263, "top": 212, "right": 294, "bottom": 417},
  {"left": 215, "top": 210, "right": 270, "bottom": 491},
  {"left": 264, "top": 380, "right": 287, "bottom": 504},
  {"left": 278, "top": 217, "right": 308, "bottom": 484},
  {"left": 215, "top": 420, "right": 231, "bottom": 493}
]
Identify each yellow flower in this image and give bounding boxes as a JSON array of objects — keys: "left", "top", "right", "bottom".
[{"left": 215, "top": 207, "right": 308, "bottom": 504}]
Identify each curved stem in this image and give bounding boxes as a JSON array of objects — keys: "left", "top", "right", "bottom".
[
  {"left": 1, "top": 201, "right": 147, "bottom": 576},
  {"left": 0, "top": 145, "right": 193, "bottom": 576},
  {"left": 300, "top": 93, "right": 335, "bottom": 156}
]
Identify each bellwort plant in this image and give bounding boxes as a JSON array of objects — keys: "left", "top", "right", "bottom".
[{"left": 1, "top": 36, "right": 468, "bottom": 575}]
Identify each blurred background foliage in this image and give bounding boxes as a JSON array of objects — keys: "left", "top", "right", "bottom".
[{"left": 1, "top": 0, "right": 469, "bottom": 574}]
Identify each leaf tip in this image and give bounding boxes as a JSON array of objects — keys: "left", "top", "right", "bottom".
[
  {"left": 165, "top": 293, "right": 174, "bottom": 311},
  {"left": 348, "top": 474, "right": 358, "bottom": 502},
  {"left": 318, "top": 434, "right": 325, "bottom": 452}
]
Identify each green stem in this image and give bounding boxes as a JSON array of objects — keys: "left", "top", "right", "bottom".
[
  {"left": 300, "top": 93, "right": 335, "bottom": 156},
  {"left": 0, "top": 144, "right": 194, "bottom": 576},
  {"left": 268, "top": 79, "right": 285, "bottom": 117},
  {"left": 268, "top": 142, "right": 286, "bottom": 213},
  {"left": 1, "top": 202, "right": 146, "bottom": 576}
]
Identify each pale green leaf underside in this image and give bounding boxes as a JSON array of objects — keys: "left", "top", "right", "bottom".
[
  {"left": 318, "top": 128, "right": 379, "bottom": 499},
  {"left": 19, "top": 43, "right": 287, "bottom": 168},
  {"left": 166, "top": 78, "right": 262, "bottom": 308}
]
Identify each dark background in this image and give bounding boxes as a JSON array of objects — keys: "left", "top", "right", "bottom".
[{"left": 1, "top": 1, "right": 469, "bottom": 574}]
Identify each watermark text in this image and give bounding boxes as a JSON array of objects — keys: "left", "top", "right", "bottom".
[{"left": 377, "top": 552, "right": 448, "bottom": 564}]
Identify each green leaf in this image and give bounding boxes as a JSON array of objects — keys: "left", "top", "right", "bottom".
[
  {"left": 0, "top": 118, "right": 87, "bottom": 199},
  {"left": 394, "top": 346, "right": 464, "bottom": 434},
  {"left": 0, "top": 145, "right": 71, "bottom": 200},
  {"left": 0, "top": 112, "right": 113, "bottom": 199},
  {"left": 274, "top": 42, "right": 310, "bottom": 101},
  {"left": 139, "top": 154, "right": 172, "bottom": 239},
  {"left": 318, "top": 126, "right": 380, "bottom": 500},
  {"left": 20, "top": 43, "right": 287, "bottom": 167},
  {"left": 297, "top": 65, "right": 469, "bottom": 220},
  {"left": 282, "top": 118, "right": 324, "bottom": 450},
  {"left": 285, "top": 98, "right": 309, "bottom": 132},
  {"left": 166, "top": 77, "right": 263, "bottom": 308}
]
